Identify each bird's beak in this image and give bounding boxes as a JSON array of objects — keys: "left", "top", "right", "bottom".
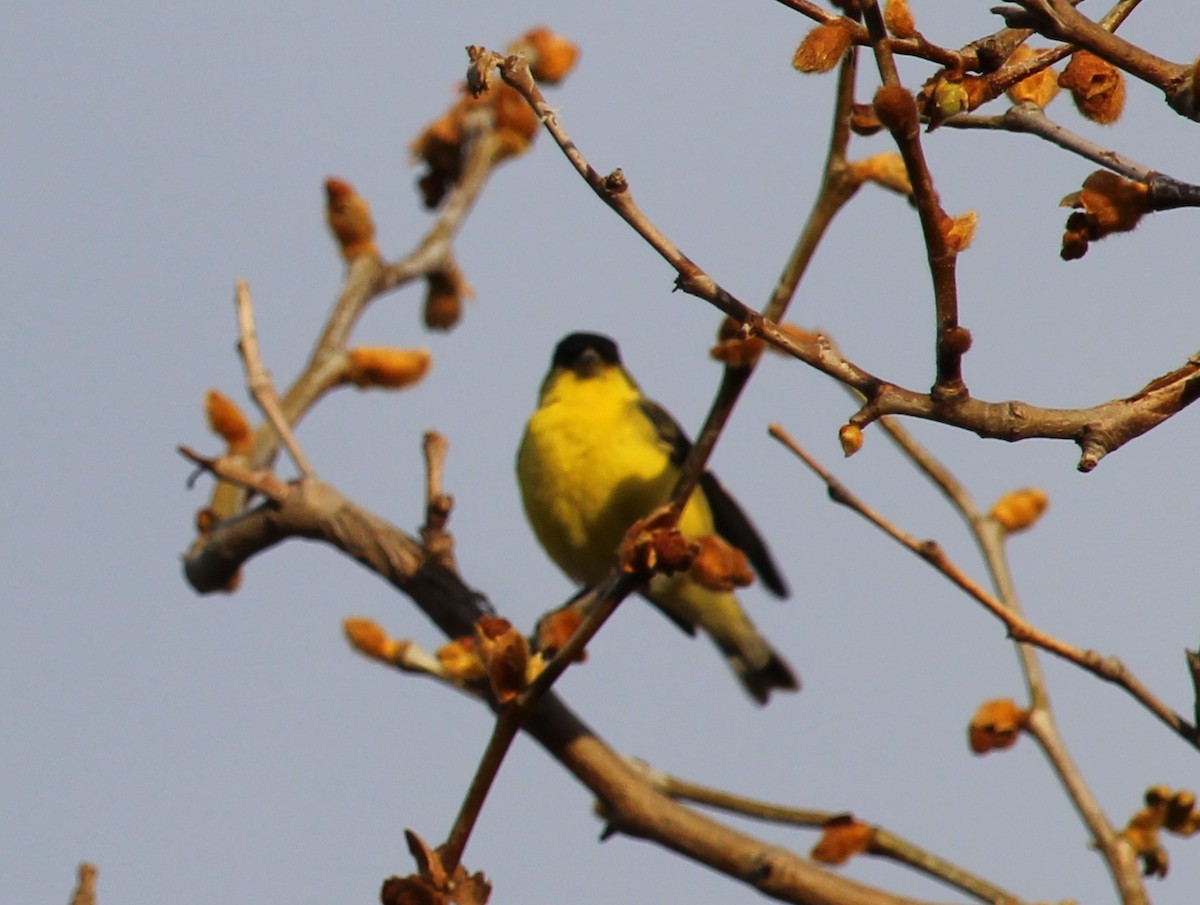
[{"left": 573, "top": 348, "right": 604, "bottom": 379}]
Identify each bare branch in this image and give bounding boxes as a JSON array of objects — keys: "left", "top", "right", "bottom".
[
  {"left": 628, "top": 757, "right": 1027, "bottom": 905},
  {"left": 769, "top": 423, "right": 1200, "bottom": 751},
  {"left": 420, "top": 430, "right": 457, "bottom": 573},
  {"left": 234, "top": 279, "right": 315, "bottom": 479}
]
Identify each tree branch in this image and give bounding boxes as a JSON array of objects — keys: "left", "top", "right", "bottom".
[{"left": 768, "top": 423, "right": 1200, "bottom": 753}]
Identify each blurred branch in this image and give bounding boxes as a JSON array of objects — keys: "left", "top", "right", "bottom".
[
  {"left": 182, "top": 457, "right": 948, "bottom": 905},
  {"left": 875, "top": 417, "right": 1145, "bottom": 903},
  {"left": 420, "top": 430, "right": 457, "bottom": 572},
  {"left": 627, "top": 757, "right": 1027, "bottom": 905},
  {"left": 234, "top": 279, "right": 315, "bottom": 479},
  {"left": 768, "top": 423, "right": 1200, "bottom": 753}
]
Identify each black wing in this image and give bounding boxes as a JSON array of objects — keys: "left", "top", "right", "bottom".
[{"left": 638, "top": 398, "right": 789, "bottom": 599}]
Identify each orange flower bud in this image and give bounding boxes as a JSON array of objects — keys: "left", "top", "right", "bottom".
[
  {"left": 839, "top": 424, "right": 864, "bottom": 457},
  {"left": 989, "top": 487, "right": 1049, "bottom": 533},
  {"left": 1059, "top": 51, "right": 1125, "bottom": 124},
  {"left": 345, "top": 347, "right": 432, "bottom": 390},
  {"left": 535, "top": 605, "right": 587, "bottom": 661},
  {"left": 848, "top": 152, "right": 912, "bottom": 197},
  {"left": 968, "top": 698, "right": 1028, "bottom": 754},
  {"left": 343, "top": 617, "right": 402, "bottom": 662},
  {"left": 1005, "top": 45, "right": 1061, "bottom": 108},
  {"left": 1060, "top": 167, "right": 1150, "bottom": 256},
  {"left": 324, "top": 177, "right": 379, "bottom": 261},
  {"left": 944, "top": 210, "right": 978, "bottom": 252},
  {"left": 811, "top": 815, "right": 873, "bottom": 865},
  {"left": 475, "top": 615, "right": 531, "bottom": 703},
  {"left": 884, "top": 0, "right": 917, "bottom": 39},
  {"left": 1122, "top": 790, "right": 1171, "bottom": 877},
  {"left": 690, "top": 535, "right": 754, "bottom": 593},
  {"left": 508, "top": 26, "right": 580, "bottom": 84},
  {"left": 437, "top": 636, "right": 487, "bottom": 682},
  {"left": 618, "top": 508, "right": 697, "bottom": 578},
  {"left": 792, "top": 22, "right": 854, "bottom": 74},
  {"left": 205, "top": 389, "right": 253, "bottom": 453},
  {"left": 489, "top": 82, "right": 541, "bottom": 161},
  {"left": 412, "top": 29, "right": 576, "bottom": 209},
  {"left": 710, "top": 317, "right": 765, "bottom": 368}
]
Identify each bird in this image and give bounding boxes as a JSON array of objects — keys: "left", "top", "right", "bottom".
[{"left": 516, "top": 331, "right": 798, "bottom": 703}]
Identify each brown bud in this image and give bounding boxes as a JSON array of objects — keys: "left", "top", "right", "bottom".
[
  {"left": 1122, "top": 792, "right": 1171, "bottom": 878},
  {"left": 873, "top": 85, "right": 919, "bottom": 136},
  {"left": 1060, "top": 169, "right": 1149, "bottom": 258},
  {"left": 437, "top": 636, "right": 488, "bottom": 682},
  {"left": 423, "top": 266, "right": 473, "bottom": 331},
  {"left": 710, "top": 317, "right": 765, "bottom": 368},
  {"left": 489, "top": 82, "right": 541, "bottom": 162},
  {"left": 324, "top": 177, "right": 379, "bottom": 261},
  {"left": 847, "top": 152, "right": 912, "bottom": 197},
  {"left": 989, "top": 487, "right": 1049, "bottom": 533},
  {"left": 1059, "top": 51, "right": 1125, "bottom": 124},
  {"left": 968, "top": 698, "right": 1029, "bottom": 754},
  {"left": 1164, "top": 789, "right": 1198, "bottom": 835},
  {"left": 792, "top": 22, "right": 854, "bottom": 74},
  {"left": 345, "top": 347, "right": 432, "bottom": 390},
  {"left": 343, "top": 617, "right": 400, "bottom": 662},
  {"left": 1005, "top": 44, "right": 1061, "bottom": 108},
  {"left": 535, "top": 605, "right": 587, "bottom": 661},
  {"left": 944, "top": 210, "right": 978, "bottom": 252},
  {"left": 204, "top": 389, "right": 253, "bottom": 453},
  {"left": 690, "top": 535, "right": 754, "bottom": 592},
  {"left": 475, "top": 615, "right": 531, "bottom": 703},
  {"left": 839, "top": 423, "right": 864, "bottom": 457},
  {"left": 618, "top": 508, "right": 697, "bottom": 577},
  {"left": 508, "top": 26, "right": 579, "bottom": 84},
  {"left": 940, "top": 325, "right": 973, "bottom": 357},
  {"left": 812, "top": 815, "right": 873, "bottom": 865},
  {"left": 884, "top": 0, "right": 917, "bottom": 39}
]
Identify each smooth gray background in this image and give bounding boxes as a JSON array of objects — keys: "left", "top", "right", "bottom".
[{"left": 4, "top": 3, "right": 1198, "bottom": 903}]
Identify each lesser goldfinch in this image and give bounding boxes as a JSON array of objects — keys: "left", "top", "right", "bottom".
[{"left": 516, "top": 332, "right": 798, "bottom": 703}]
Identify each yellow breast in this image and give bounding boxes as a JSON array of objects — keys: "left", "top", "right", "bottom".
[{"left": 517, "top": 368, "right": 704, "bottom": 585}]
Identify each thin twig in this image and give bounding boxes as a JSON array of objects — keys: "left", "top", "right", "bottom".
[
  {"left": 178, "top": 445, "right": 292, "bottom": 503},
  {"left": 873, "top": 416, "right": 1145, "bottom": 901},
  {"left": 439, "top": 572, "right": 640, "bottom": 875},
  {"left": 234, "top": 280, "right": 316, "bottom": 479},
  {"left": 769, "top": 423, "right": 1200, "bottom": 751},
  {"left": 628, "top": 756, "right": 1026, "bottom": 905},
  {"left": 860, "top": 0, "right": 966, "bottom": 400},
  {"left": 420, "top": 430, "right": 456, "bottom": 572},
  {"left": 944, "top": 104, "right": 1157, "bottom": 181}
]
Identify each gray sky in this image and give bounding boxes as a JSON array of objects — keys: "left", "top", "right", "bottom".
[{"left": 4, "top": 3, "right": 1199, "bottom": 903}]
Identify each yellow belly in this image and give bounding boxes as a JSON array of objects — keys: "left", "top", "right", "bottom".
[{"left": 517, "top": 388, "right": 713, "bottom": 586}]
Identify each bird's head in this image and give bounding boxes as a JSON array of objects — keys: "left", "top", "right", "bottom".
[{"left": 551, "top": 332, "right": 622, "bottom": 379}]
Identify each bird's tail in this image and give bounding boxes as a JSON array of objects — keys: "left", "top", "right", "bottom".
[{"left": 720, "top": 636, "right": 800, "bottom": 705}]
